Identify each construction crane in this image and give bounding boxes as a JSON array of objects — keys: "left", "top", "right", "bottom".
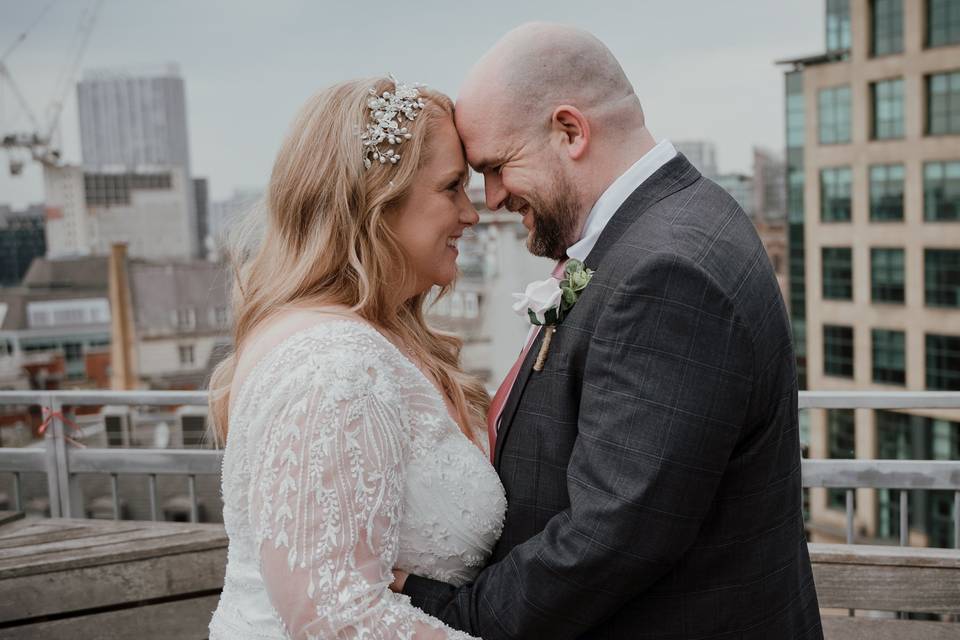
[{"left": 0, "top": 0, "right": 103, "bottom": 176}]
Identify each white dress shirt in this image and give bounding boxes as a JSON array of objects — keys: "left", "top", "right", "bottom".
[{"left": 566, "top": 139, "right": 677, "bottom": 263}]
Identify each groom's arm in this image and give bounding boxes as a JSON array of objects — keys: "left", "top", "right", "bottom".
[{"left": 403, "top": 254, "right": 755, "bottom": 638}]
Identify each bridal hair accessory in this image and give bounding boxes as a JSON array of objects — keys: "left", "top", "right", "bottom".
[{"left": 361, "top": 75, "right": 426, "bottom": 169}]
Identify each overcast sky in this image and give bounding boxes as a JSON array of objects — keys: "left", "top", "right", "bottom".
[{"left": 0, "top": 0, "right": 823, "bottom": 208}]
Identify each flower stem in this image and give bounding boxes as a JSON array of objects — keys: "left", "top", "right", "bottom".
[{"left": 533, "top": 326, "right": 556, "bottom": 372}]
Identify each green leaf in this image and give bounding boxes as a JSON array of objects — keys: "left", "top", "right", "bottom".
[
  {"left": 561, "top": 286, "right": 577, "bottom": 305},
  {"left": 527, "top": 309, "right": 543, "bottom": 326},
  {"left": 565, "top": 259, "right": 583, "bottom": 277},
  {"left": 544, "top": 307, "right": 559, "bottom": 326}
]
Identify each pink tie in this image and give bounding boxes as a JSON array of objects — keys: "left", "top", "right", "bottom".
[{"left": 486, "top": 260, "right": 567, "bottom": 462}]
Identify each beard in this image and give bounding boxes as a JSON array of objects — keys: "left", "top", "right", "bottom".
[{"left": 508, "top": 169, "right": 581, "bottom": 260}]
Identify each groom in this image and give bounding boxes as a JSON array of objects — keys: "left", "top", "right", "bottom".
[{"left": 399, "top": 23, "right": 822, "bottom": 639}]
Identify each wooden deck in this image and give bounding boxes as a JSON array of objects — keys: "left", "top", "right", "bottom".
[
  {"left": 0, "top": 510, "right": 957, "bottom": 638},
  {"left": 0, "top": 511, "right": 226, "bottom": 639}
]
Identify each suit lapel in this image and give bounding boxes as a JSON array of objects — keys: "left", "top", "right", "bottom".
[
  {"left": 493, "top": 153, "right": 701, "bottom": 471},
  {"left": 494, "top": 327, "right": 544, "bottom": 468}
]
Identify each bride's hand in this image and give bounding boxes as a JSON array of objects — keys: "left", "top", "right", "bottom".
[{"left": 389, "top": 569, "right": 409, "bottom": 593}]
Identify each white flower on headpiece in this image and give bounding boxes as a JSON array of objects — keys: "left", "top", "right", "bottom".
[{"left": 360, "top": 75, "right": 425, "bottom": 169}]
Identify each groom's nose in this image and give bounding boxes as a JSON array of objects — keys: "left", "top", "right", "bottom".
[{"left": 484, "top": 172, "right": 508, "bottom": 211}]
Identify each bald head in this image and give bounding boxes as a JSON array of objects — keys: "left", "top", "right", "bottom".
[
  {"left": 458, "top": 23, "right": 642, "bottom": 136},
  {"left": 456, "top": 24, "right": 655, "bottom": 253}
]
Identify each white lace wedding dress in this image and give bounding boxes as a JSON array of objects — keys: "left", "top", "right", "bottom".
[{"left": 209, "top": 320, "right": 506, "bottom": 639}]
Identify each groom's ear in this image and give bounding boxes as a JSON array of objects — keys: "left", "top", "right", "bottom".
[{"left": 550, "top": 105, "right": 590, "bottom": 161}]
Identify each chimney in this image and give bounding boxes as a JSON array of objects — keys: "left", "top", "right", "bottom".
[{"left": 108, "top": 243, "right": 138, "bottom": 390}]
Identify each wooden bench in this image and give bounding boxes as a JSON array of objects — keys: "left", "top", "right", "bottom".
[
  {"left": 0, "top": 510, "right": 227, "bottom": 639},
  {"left": 1, "top": 511, "right": 958, "bottom": 638},
  {"left": 810, "top": 542, "right": 960, "bottom": 639}
]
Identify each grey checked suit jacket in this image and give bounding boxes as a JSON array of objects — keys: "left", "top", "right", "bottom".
[{"left": 404, "top": 155, "right": 823, "bottom": 639}]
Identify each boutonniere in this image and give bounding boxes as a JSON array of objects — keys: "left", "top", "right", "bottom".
[{"left": 512, "top": 259, "right": 595, "bottom": 371}]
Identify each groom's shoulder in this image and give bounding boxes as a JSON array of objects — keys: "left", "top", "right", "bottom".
[
  {"left": 616, "top": 175, "right": 753, "bottom": 263},
  {"left": 598, "top": 174, "right": 771, "bottom": 309}
]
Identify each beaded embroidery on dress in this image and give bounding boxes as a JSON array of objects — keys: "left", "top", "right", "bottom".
[{"left": 209, "top": 320, "right": 506, "bottom": 639}]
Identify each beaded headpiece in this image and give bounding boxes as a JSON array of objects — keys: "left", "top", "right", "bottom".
[{"left": 361, "top": 75, "right": 425, "bottom": 169}]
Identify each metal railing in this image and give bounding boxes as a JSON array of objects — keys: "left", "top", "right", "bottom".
[
  {"left": 0, "top": 390, "right": 212, "bottom": 520},
  {"left": 0, "top": 390, "right": 958, "bottom": 543}
]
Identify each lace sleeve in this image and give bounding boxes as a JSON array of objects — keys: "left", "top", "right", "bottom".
[{"left": 250, "top": 349, "right": 475, "bottom": 639}]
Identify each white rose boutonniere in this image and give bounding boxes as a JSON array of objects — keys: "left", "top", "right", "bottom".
[{"left": 512, "top": 259, "right": 595, "bottom": 371}]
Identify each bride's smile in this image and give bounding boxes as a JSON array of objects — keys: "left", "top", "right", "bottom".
[{"left": 387, "top": 115, "right": 478, "bottom": 300}]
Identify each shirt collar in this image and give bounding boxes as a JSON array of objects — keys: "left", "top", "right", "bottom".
[{"left": 566, "top": 139, "right": 677, "bottom": 263}]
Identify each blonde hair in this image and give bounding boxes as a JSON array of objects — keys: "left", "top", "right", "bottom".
[{"left": 208, "top": 77, "right": 489, "bottom": 446}]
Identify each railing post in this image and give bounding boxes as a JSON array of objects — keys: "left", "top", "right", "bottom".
[
  {"left": 41, "top": 394, "right": 62, "bottom": 518},
  {"left": 12, "top": 472, "right": 22, "bottom": 512},
  {"left": 899, "top": 490, "right": 908, "bottom": 547},
  {"left": 49, "top": 396, "right": 74, "bottom": 518},
  {"left": 148, "top": 474, "right": 160, "bottom": 521},
  {"left": 110, "top": 473, "right": 120, "bottom": 520},
  {"left": 65, "top": 406, "right": 86, "bottom": 519},
  {"left": 955, "top": 491, "right": 959, "bottom": 550},
  {"left": 188, "top": 475, "right": 198, "bottom": 523},
  {"left": 845, "top": 489, "right": 854, "bottom": 544}
]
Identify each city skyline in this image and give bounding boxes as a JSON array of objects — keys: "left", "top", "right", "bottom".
[{"left": 0, "top": 0, "right": 822, "bottom": 208}]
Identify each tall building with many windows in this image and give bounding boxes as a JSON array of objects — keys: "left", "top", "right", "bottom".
[
  {"left": 43, "top": 165, "right": 196, "bottom": 261},
  {"left": 780, "top": 0, "right": 960, "bottom": 547},
  {"left": 76, "top": 64, "right": 198, "bottom": 257},
  {"left": 0, "top": 205, "right": 45, "bottom": 286},
  {"left": 77, "top": 64, "right": 191, "bottom": 172}
]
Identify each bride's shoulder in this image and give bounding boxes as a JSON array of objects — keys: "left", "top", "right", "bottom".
[{"left": 232, "top": 311, "right": 403, "bottom": 398}]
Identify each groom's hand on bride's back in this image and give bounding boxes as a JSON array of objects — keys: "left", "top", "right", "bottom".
[{"left": 389, "top": 569, "right": 408, "bottom": 593}]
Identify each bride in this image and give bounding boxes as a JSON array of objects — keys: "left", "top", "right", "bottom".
[{"left": 207, "top": 77, "right": 506, "bottom": 639}]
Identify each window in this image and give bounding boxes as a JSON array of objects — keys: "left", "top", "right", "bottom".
[
  {"left": 871, "top": 248, "right": 905, "bottom": 303},
  {"left": 872, "top": 329, "right": 906, "bottom": 385},
  {"left": 63, "top": 342, "right": 85, "bottom": 380},
  {"left": 871, "top": 79, "right": 904, "bottom": 139},
  {"left": 824, "top": 324, "right": 854, "bottom": 378},
  {"left": 877, "top": 488, "right": 904, "bottom": 539},
  {"left": 876, "top": 411, "right": 959, "bottom": 545},
  {"left": 925, "top": 249, "right": 960, "bottom": 307},
  {"left": 871, "top": 0, "right": 904, "bottom": 56},
  {"left": 178, "top": 344, "right": 195, "bottom": 366},
  {"left": 182, "top": 415, "right": 206, "bottom": 448},
  {"left": 175, "top": 308, "right": 196, "bottom": 331},
  {"left": 932, "top": 417, "right": 960, "bottom": 460},
  {"left": 786, "top": 69, "right": 807, "bottom": 391},
  {"left": 870, "top": 164, "right": 904, "bottom": 221},
  {"left": 819, "top": 86, "right": 852, "bottom": 144},
  {"left": 827, "top": 409, "right": 855, "bottom": 509},
  {"left": 464, "top": 292, "right": 480, "bottom": 319},
  {"left": 827, "top": 0, "right": 852, "bottom": 51},
  {"left": 927, "top": 491, "right": 957, "bottom": 548},
  {"left": 821, "top": 167, "right": 852, "bottom": 221},
  {"left": 822, "top": 248, "right": 853, "bottom": 300},
  {"left": 875, "top": 409, "right": 916, "bottom": 538},
  {"left": 926, "top": 333, "right": 960, "bottom": 390},
  {"left": 786, "top": 74, "right": 805, "bottom": 148},
  {"left": 828, "top": 409, "right": 856, "bottom": 458},
  {"left": 928, "top": 0, "right": 960, "bottom": 48},
  {"left": 924, "top": 161, "right": 960, "bottom": 221},
  {"left": 214, "top": 306, "right": 229, "bottom": 328},
  {"left": 63, "top": 342, "right": 83, "bottom": 363},
  {"left": 877, "top": 410, "right": 920, "bottom": 458},
  {"left": 927, "top": 71, "right": 960, "bottom": 135}
]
